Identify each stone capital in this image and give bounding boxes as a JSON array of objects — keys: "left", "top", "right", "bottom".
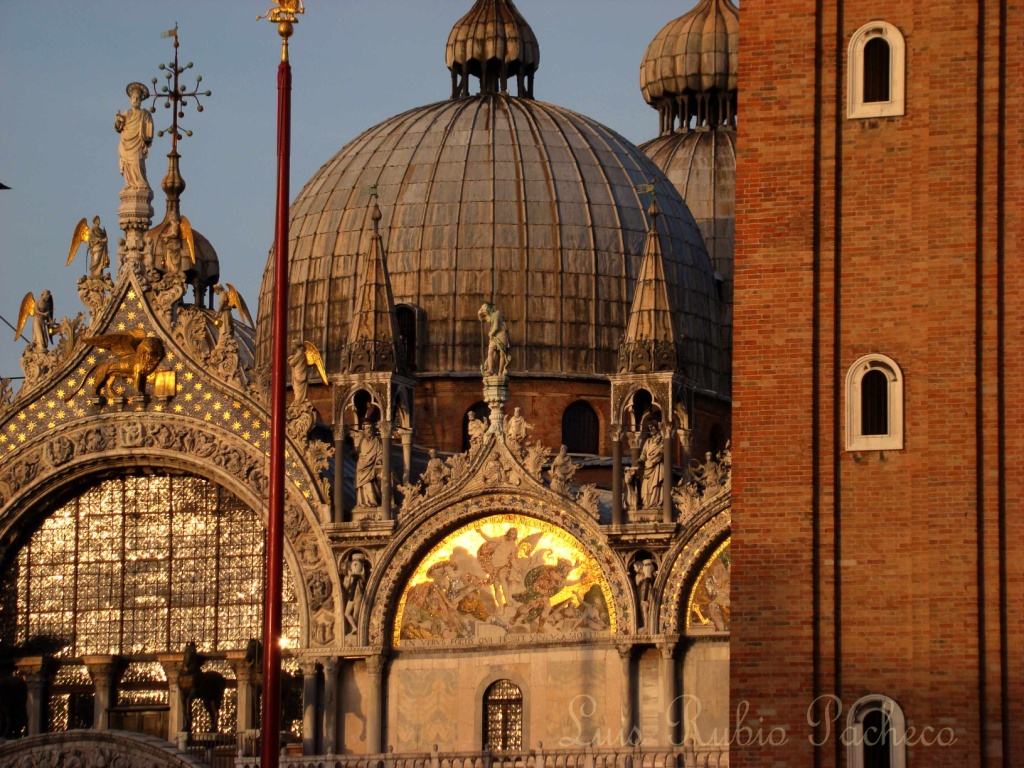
[{"left": 364, "top": 654, "right": 387, "bottom": 676}]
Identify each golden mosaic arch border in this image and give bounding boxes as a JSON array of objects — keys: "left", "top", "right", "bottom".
[
  {"left": 657, "top": 505, "right": 731, "bottom": 635},
  {"left": 363, "top": 492, "right": 635, "bottom": 648}
]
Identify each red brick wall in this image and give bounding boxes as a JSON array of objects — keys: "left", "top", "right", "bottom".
[{"left": 733, "top": 1, "right": 1021, "bottom": 766}]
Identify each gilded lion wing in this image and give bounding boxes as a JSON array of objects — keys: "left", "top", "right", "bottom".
[
  {"left": 304, "top": 341, "right": 328, "bottom": 384},
  {"left": 179, "top": 215, "right": 197, "bottom": 265},
  {"left": 14, "top": 292, "right": 35, "bottom": 340},
  {"left": 66, "top": 218, "right": 90, "bottom": 266},
  {"left": 227, "top": 283, "right": 255, "bottom": 328},
  {"left": 83, "top": 328, "right": 146, "bottom": 357}
]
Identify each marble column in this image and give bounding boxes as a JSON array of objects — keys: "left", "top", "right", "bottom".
[
  {"left": 616, "top": 644, "right": 635, "bottom": 746},
  {"left": 15, "top": 656, "right": 52, "bottom": 736},
  {"left": 82, "top": 655, "right": 125, "bottom": 731},
  {"left": 365, "top": 654, "right": 386, "bottom": 754},
  {"left": 659, "top": 642, "right": 679, "bottom": 747},
  {"left": 321, "top": 657, "right": 340, "bottom": 755},
  {"left": 611, "top": 428, "right": 623, "bottom": 526},
  {"left": 333, "top": 424, "right": 346, "bottom": 523},
  {"left": 228, "top": 651, "right": 257, "bottom": 736},
  {"left": 399, "top": 428, "right": 414, "bottom": 485},
  {"left": 662, "top": 424, "right": 674, "bottom": 524},
  {"left": 300, "top": 660, "right": 320, "bottom": 756},
  {"left": 628, "top": 431, "right": 643, "bottom": 468},
  {"left": 156, "top": 653, "right": 186, "bottom": 742},
  {"left": 380, "top": 421, "right": 393, "bottom": 522}
]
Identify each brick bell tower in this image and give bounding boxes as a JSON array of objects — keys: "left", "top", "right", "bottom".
[{"left": 731, "top": 3, "right": 1021, "bottom": 767}]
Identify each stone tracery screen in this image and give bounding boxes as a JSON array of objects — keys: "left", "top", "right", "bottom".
[
  {"left": 394, "top": 514, "right": 615, "bottom": 646},
  {"left": 0, "top": 474, "right": 298, "bottom": 656}
]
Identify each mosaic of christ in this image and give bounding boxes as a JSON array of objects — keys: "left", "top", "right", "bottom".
[{"left": 395, "top": 515, "right": 614, "bottom": 645}]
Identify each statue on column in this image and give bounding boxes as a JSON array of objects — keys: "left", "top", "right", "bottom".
[
  {"left": 354, "top": 423, "right": 382, "bottom": 508},
  {"left": 466, "top": 411, "right": 487, "bottom": 452},
  {"left": 114, "top": 82, "right": 154, "bottom": 192},
  {"left": 548, "top": 445, "right": 578, "bottom": 495},
  {"left": 503, "top": 406, "right": 532, "bottom": 452},
  {"left": 478, "top": 302, "right": 511, "bottom": 376},
  {"left": 639, "top": 427, "right": 665, "bottom": 509}
]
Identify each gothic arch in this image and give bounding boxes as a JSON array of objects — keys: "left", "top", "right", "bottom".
[
  {"left": 657, "top": 498, "right": 731, "bottom": 635},
  {"left": 361, "top": 492, "right": 636, "bottom": 647}
]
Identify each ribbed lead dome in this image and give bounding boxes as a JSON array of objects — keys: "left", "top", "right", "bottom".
[
  {"left": 446, "top": 0, "right": 539, "bottom": 98},
  {"left": 255, "top": 95, "right": 726, "bottom": 393},
  {"left": 640, "top": 0, "right": 739, "bottom": 133}
]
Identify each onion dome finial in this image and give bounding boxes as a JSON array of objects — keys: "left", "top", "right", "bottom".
[
  {"left": 446, "top": 0, "right": 540, "bottom": 99},
  {"left": 640, "top": 0, "right": 739, "bottom": 134}
]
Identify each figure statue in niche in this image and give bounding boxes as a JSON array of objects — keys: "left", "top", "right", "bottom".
[
  {"left": 639, "top": 427, "right": 665, "bottom": 509},
  {"left": 633, "top": 558, "right": 658, "bottom": 631},
  {"left": 422, "top": 449, "right": 446, "bottom": 495},
  {"left": 478, "top": 302, "right": 511, "bottom": 376},
  {"left": 504, "top": 406, "right": 532, "bottom": 451},
  {"left": 354, "top": 423, "right": 382, "bottom": 508},
  {"left": 466, "top": 411, "right": 487, "bottom": 451},
  {"left": 695, "top": 451, "right": 723, "bottom": 491},
  {"left": 548, "top": 445, "right": 577, "bottom": 495},
  {"left": 114, "top": 82, "right": 154, "bottom": 191},
  {"left": 342, "top": 553, "right": 368, "bottom": 638},
  {"left": 141, "top": 233, "right": 157, "bottom": 274}
]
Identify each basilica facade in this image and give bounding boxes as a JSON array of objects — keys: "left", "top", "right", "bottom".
[{"left": 0, "top": 2, "right": 737, "bottom": 766}]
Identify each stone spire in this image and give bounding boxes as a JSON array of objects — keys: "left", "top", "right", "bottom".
[
  {"left": 618, "top": 198, "right": 680, "bottom": 374},
  {"left": 340, "top": 201, "right": 406, "bottom": 373},
  {"left": 446, "top": 0, "right": 539, "bottom": 99},
  {"left": 640, "top": 0, "right": 739, "bottom": 133}
]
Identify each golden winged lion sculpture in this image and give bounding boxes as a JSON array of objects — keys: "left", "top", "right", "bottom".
[{"left": 70, "top": 328, "right": 166, "bottom": 399}]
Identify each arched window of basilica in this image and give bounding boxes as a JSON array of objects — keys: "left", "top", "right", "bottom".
[
  {"left": 482, "top": 679, "right": 523, "bottom": 752},
  {"left": 562, "top": 400, "right": 600, "bottom": 454}
]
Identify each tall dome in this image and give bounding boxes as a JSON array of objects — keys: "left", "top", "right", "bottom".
[
  {"left": 255, "top": 1, "right": 727, "bottom": 395},
  {"left": 255, "top": 97, "right": 725, "bottom": 391}
]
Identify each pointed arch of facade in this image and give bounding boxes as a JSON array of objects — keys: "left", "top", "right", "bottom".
[
  {"left": 656, "top": 494, "right": 731, "bottom": 635},
  {"left": 361, "top": 490, "right": 636, "bottom": 647}
]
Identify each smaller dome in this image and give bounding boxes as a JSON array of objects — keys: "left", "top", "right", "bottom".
[
  {"left": 446, "top": 0, "right": 539, "bottom": 98},
  {"left": 640, "top": 0, "right": 738, "bottom": 134}
]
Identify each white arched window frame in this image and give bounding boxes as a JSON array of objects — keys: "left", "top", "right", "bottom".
[
  {"left": 847, "top": 694, "right": 907, "bottom": 768},
  {"left": 847, "top": 22, "right": 906, "bottom": 118},
  {"left": 845, "top": 353, "right": 904, "bottom": 451}
]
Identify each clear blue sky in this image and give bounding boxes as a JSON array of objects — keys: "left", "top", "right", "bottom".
[{"left": 0, "top": 0, "right": 695, "bottom": 380}]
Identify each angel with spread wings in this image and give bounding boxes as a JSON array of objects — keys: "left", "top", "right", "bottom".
[
  {"left": 288, "top": 341, "right": 327, "bottom": 404},
  {"left": 15, "top": 291, "right": 54, "bottom": 349},
  {"left": 67, "top": 216, "right": 109, "bottom": 276},
  {"left": 212, "top": 283, "right": 254, "bottom": 341}
]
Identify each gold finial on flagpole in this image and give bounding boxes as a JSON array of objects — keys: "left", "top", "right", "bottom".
[{"left": 257, "top": 0, "right": 305, "bottom": 60}]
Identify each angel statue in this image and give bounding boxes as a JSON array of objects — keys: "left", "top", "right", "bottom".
[
  {"left": 288, "top": 341, "right": 328, "bottom": 404},
  {"left": 67, "top": 216, "right": 109, "bottom": 276},
  {"left": 15, "top": 290, "right": 54, "bottom": 349},
  {"left": 161, "top": 214, "right": 196, "bottom": 275},
  {"left": 114, "top": 82, "right": 154, "bottom": 192},
  {"left": 212, "top": 283, "right": 254, "bottom": 341},
  {"left": 478, "top": 302, "right": 510, "bottom": 376}
]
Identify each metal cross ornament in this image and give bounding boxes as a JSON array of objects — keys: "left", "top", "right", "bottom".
[{"left": 148, "top": 25, "right": 212, "bottom": 154}]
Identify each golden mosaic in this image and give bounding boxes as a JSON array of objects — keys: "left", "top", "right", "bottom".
[
  {"left": 686, "top": 539, "right": 730, "bottom": 633},
  {"left": 394, "top": 514, "right": 614, "bottom": 646}
]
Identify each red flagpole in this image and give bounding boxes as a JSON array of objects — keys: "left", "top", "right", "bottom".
[{"left": 262, "top": 16, "right": 295, "bottom": 768}]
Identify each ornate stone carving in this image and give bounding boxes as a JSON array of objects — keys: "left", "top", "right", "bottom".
[
  {"left": 285, "top": 399, "right": 317, "bottom": 447},
  {"left": 576, "top": 484, "right": 601, "bottom": 519},
  {"left": 618, "top": 339, "right": 680, "bottom": 375},
  {"left": 77, "top": 274, "right": 116, "bottom": 323},
  {"left": 523, "top": 441, "right": 550, "bottom": 481},
  {"left": 171, "top": 305, "right": 210, "bottom": 360},
  {"left": 208, "top": 329, "right": 247, "bottom": 389},
  {"left": 150, "top": 270, "right": 186, "bottom": 323}
]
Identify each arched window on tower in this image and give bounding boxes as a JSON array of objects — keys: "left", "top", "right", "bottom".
[
  {"left": 848, "top": 22, "right": 905, "bottom": 118},
  {"left": 482, "top": 679, "right": 523, "bottom": 752},
  {"left": 562, "top": 401, "right": 600, "bottom": 454},
  {"left": 846, "top": 695, "right": 907, "bottom": 768},
  {"left": 846, "top": 354, "right": 904, "bottom": 451}
]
